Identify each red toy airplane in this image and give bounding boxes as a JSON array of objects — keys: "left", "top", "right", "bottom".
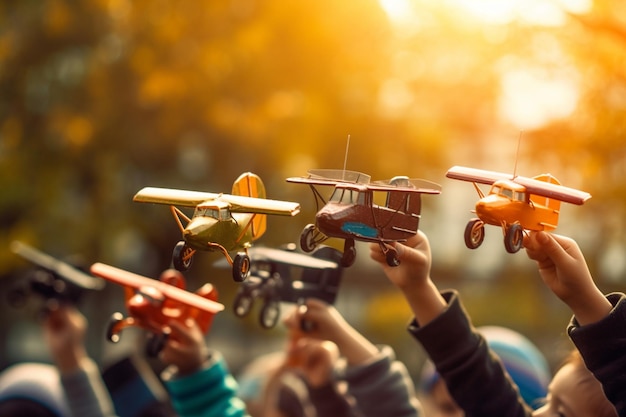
[{"left": 90, "top": 262, "right": 224, "bottom": 355}]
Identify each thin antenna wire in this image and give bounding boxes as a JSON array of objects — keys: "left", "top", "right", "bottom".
[
  {"left": 342, "top": 135, "right": 351, "bottom": 180},
  {"left": 512, "top": 130, "right": 523, "bottom": 178}
]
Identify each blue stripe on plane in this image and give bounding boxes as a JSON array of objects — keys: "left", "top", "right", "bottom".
[{"left": 341, "top": 222, "right": 378, "bottom": 238}]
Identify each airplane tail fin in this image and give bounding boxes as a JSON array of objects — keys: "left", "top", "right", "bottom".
[
  {"left": 531, "top": 174, "right": 561, "bottom": 213},
  {"left": 232, "top": 172, "right": 267, "bottom": 240}
]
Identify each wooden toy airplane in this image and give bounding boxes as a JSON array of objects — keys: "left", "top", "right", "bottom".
[
  {"left": 90, "top": 262, "right": 224, "bottom": 356},
  {"left": 216, "top": 245, "right": 343, "bottom": 329},
  {"left": 133, "top": 172, "right": 301, "bottom": 282},
  {"left": 287, "top": 169, "right": 441, "bottom": 267},
  {"left": 446, "top": 166, "right": 591, "bottom": 253},
  {"left": 9, "top": 241, "right": 104, "bottom": 309}
]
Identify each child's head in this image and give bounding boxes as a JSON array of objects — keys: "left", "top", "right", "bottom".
[
  {"left": 532, "top": 350, "right": 616, "bottom": 417},
  {"left": 420, "top": 326, "right": 551, "bottom": 416}
]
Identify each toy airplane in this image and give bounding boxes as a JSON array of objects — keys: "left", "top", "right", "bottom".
[
  {"left": 133, "top": 172, "right": 301, "bottom": 282},
  {"left": 217, "top": 245, "right": 343, "bottom": 329},
  {"left": 90, "top": 262, "right": 224, "bottom": 356},
  {"left": 446, "top": 166, "right": 591, "bottom": 253},
  {"left": 286, "top": 169, "right": 441, "bottom": 267},
  {"left": 9, "top": 241, "right": 104, "bottom": 309}
]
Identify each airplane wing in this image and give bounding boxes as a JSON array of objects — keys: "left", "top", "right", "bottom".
[
  {"left": 514, "top": 176, "right": 591, "bottom": 205},
  {"left": 368, "top": 178, "right": 442, "bottom": 194},
  {"left": 287, "top": 169, "right": 371, "bottom": 186},
  {"left": 445, "top": 166, "right": 514, "bottom": 185},
  {"left": 248, "top": 247, "right": 339, "bottom": 269},
  {"left": 134, "top": 187, "right": 300, "bottom": 216},
  {"left": 133, "top": 187, "right": 222, "bottom": 207},
  {"left": 11, "top": 241, "right": 105, "bottom": 290},
  {"left": 216, "top": 195, "right": 300, "bottom": 216},
  {"left": 90, "top": 263, "right": 225, "bottom": 313}
]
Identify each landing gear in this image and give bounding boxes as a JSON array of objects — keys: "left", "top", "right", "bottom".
[
  {"left": 300, "top": 224, "right": 328, "bottom": 253},
  {"left": 504, "top": 223, "right": 524, "bottom": 253},
  {"left": 233, "top": 253, "right": 251, "bottom": 282},
  {"left": 107, "top": 312, "right": 125, "bottom": 343},
  {"left": 172, "top": 241, "right": 194, "bottom": 271},
  {"left": 384, "top": 245, "right": 400, "bottom": 267},
  {"left": 146, "top": 330, "right": 169, "bottom": 357},
  {"left": 464, "top": 218, "right": 485, "bottom": 249},
  {"left": 259, "top": 299, "right": 280, "bottom": 329},
  {"left": 341, "top": 239, "right": 357, "bottom": 267},
  {"left": 233, "top": 291, "right": 253, "bottom": 317}
]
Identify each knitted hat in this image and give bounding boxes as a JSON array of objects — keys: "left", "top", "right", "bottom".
[
  {"left": 420, "top": 325, "right": 550, "bottom": 409},
  {"left": 0, "top": 363, "right": 70, "bottom": 417}
]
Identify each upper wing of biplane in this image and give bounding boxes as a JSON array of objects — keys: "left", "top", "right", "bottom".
[
  {"left": 11, "top": 241, "right": 105, "bottom": 290},
  {"left": 368, "top": 177, "right": 442, "bottom": 194},
  {"left": 134, "top": 187, "right": 300, "bottom": 216},
  {"left": 90, "top": 263, "right": 225, "bottom": 313},
  {"left": 446, "top": 166, "right": 591, "bottom": 205},
  {"left": 286, "top": 169, "right": 371, "bottom": 186}
]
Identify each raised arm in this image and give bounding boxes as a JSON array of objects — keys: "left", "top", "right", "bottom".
[
  {"left": 369, "top": 230, "right": 446, "bottom": 326},
  {"left": 523, "top": 231, "right": 612, "bottom": 325}
]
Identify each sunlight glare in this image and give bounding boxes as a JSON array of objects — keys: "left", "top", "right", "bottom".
[
  {"left": 498, "top": 68, "right": 579, "bottom": 129},
  {"left": 380, "top": 0, "right": 591, "bottom": 26}
]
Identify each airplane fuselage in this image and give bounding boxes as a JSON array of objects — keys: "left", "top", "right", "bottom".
[
  {"left": 182, "top": 212, "right": 255, "bottom": 252},
  {"left": 316, "top": 199, "right": 419, "bottom": 243},
  {"left": 475, "top": 187, "right": 559, "bottom": 231}
]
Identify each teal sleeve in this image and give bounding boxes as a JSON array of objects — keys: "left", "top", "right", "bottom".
[{"left": 164, "top": 353, "right": 249, "bottom": 417}]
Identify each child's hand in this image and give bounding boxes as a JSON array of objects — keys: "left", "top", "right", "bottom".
[
  {"left": 159, "top": 319, "right": 208, "bottom": 376},
  {"left": 369, "top": 230, "right": 432, "bottom": 292},
  {"left": 283, "top": 298, "right": 378, "bottom": 366},
  {"left": 370, "top": 230, "right": 446, "bottom": 326},
  {"left": 524, "top": 231, "right": 612, "bottom": 325},
  {"left": 284, "top": 299, "right": 347, "bottom": 344},
  {"left": 43, "top": 304, "right": 88, "bottom": 373},
  {"left": 286, "top": 337, "right": 339, "bottom": 388}
]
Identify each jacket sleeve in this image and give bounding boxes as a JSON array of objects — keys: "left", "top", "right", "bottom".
[
  {"left": 338, "top": 345, "right": 423, "bottom": 417},
  {"left": 60, "top": 358, "right": 118, "bottom": 417},
  {"left": 568, "top": 292, "right": 626, "bottom": 416},
  {"left": 162, "top": 352, "right": 249, "bottom": 417},
  {"left": 407, "top": 290, "right": 531, "bottom": 417}
]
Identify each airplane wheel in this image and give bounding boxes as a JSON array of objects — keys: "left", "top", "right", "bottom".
[
  {"left": 233, "top": 291, "right": 253, "bottom": 317},
  {"left": 504, "top": 224, "right": 524, "bottom": 253},
  {"left": 259, "top": 299, "right": 280, "bottom": 329},
  {"left": 385, "top": 248, "right": 400, "bottom": 267},
  {"left": 107, "top": 312, "right": 124, "bottom": 343},
  {"left": 464, "top": 218, "right": 485, "bottom": 249},
  {"left": 173, "top": 241, "right": 193, "bottom": 271},
  {"left": 300, "top": 224, "right": 318, "bottom": 252},
  {"left": 233, "top": 253, "right": 251, "bottom": 282},
  {"left": 146, "top": 330, "right": 169, "bottom": 357},
  {"left": 340, "top": 240, "right": 357, "bottom": 267}
]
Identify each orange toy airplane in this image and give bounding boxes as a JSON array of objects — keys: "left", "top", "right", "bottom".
[
  {"left": 90, "top": 262, "right": 224, "bottom": 355},
  {"left": 446, "top": 166, "right": 591, "bottom": 253}
]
